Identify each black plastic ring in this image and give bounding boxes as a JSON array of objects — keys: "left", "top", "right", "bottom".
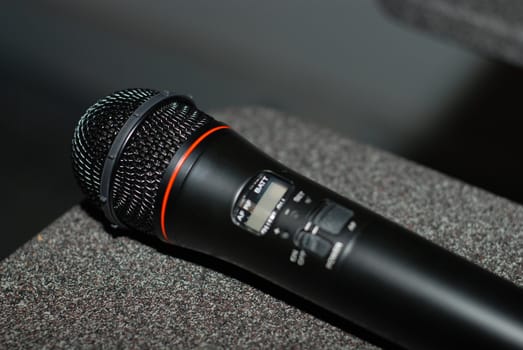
[{"left": 99, "top": 90, "right": 195, "bottom": 228}]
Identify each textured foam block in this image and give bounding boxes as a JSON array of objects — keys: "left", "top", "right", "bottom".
[
  {"left": 1, "top": 107, "right": 522, "bottom": 349},
  {"left": 379, "top": 0, "right": 523, "bottom": 66}
]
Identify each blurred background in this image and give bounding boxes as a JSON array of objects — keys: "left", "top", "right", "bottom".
[{"left": 1, "top": 0, "right": 523, "bottom": 258}]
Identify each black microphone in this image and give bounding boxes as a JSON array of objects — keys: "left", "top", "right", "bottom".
[{"left": 71, "top": 88, "right": 523, "bottom": 350}]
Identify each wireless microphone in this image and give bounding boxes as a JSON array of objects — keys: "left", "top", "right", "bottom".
[{"left": 72, "top": 88, "right": 523, "bottom": 350}]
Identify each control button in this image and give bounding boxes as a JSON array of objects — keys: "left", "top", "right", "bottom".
[
  {"left": 300, "top": 232, "right": 332, "bottom": 258},
  {"left": 314, "top": 202, "right": 354, "bottom": 235}
]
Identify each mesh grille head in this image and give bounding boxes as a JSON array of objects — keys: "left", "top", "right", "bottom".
[{"left": 72, "top": 88, "right": 212, "bottom": 234}]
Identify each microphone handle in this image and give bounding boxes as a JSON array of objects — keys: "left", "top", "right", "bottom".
[{"left": 157, "top": 126, "right": 523, "bottom": 350}]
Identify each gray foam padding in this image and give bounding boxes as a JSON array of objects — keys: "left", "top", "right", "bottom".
[
  {"left": 379, "top": 0, "right": 523, "bottom": 66},
  {"left": 1, "top": 107, "right": 522, "bottom": 349}
]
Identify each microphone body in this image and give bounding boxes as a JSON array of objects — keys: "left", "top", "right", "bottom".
[
  {"left": 158, "top": 121, "right": 523, "bottom": 350},
  {"left": 72, "top": 90, "right": 523, "bottom": 350}
]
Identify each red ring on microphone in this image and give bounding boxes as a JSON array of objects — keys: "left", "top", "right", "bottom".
[{"left": 160, "top": 125, "right": 230, "bottom": 240}]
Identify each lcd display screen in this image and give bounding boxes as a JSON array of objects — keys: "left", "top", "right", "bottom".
[{"left": 245, "top": 180, "right": 288, "bottom": 232}]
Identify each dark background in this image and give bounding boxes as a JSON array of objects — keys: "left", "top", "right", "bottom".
[{"left": 1, "top": 1, "right": 522, "bottom": 258}]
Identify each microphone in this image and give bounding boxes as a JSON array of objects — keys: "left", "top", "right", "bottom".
[{"left": 71, "top": 88, "right": 523, "bottom": 350}]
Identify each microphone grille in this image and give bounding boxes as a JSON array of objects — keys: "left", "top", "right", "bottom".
[{"left": 72, "top": 88, "right": 212, "bottom": 233}]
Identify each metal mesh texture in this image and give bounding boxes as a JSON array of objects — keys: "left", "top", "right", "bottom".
[{"left": 72, "top": 88, "right": 212, "bottom": 234}]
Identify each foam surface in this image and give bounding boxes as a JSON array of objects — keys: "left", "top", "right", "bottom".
[
  {"left": 1, "top": 107, "right": 522, "bottom": 349},
  {"left": 380, "top": 0, "right": 523, "bottom": 66}
]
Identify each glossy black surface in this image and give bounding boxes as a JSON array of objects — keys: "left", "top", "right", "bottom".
[{"left": 158, "top": 128, "right": 523, "bottom": 349}]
